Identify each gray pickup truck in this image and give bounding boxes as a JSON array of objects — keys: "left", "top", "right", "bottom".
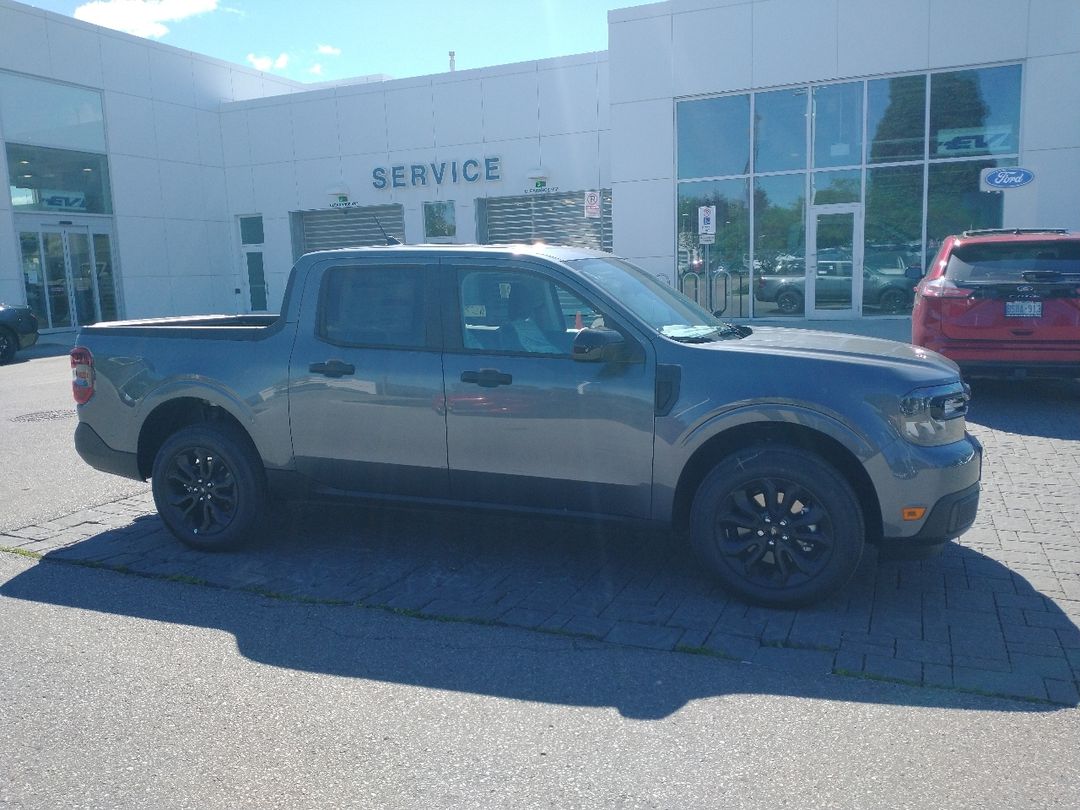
[{"left": 72, "top": 245, "right": 981, "bottom": 606}]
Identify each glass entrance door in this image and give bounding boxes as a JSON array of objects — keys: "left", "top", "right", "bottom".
[
  {"left": 806, "top": 204, "right": 863, "bottom": 317},
  {"left": 19, "top": 221, "right": 119, "bottom": 329}
]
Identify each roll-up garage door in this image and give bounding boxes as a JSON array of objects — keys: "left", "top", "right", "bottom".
[
  {"left": 477, "top": 190, "right": 612, "bottom": 251},
  {"left": 298, "top": 204, "right": 405, "bottom": 252}
]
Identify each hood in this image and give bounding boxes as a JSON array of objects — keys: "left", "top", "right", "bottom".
[{"left": 708, "top": 326, "right": 960, "bottom": 378}]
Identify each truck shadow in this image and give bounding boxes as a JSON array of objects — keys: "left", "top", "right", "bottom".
[
  {"left": 2, "top": 500, "right": 1077, "bottom": 716},
  {"left": 966, "top": 379, "right": 1080, "bottom": 439}
]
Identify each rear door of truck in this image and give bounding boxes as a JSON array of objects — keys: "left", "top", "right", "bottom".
[{"left": 287, "top": 253, "right": 449, "bottom": 497}]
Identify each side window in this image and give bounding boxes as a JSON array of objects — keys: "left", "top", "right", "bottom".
[
  {"left": 458, "top": 269, "right": 604, "bottom": 356},
  {"left": 318, "top": 266, "right": 426, "bottom": 348}
]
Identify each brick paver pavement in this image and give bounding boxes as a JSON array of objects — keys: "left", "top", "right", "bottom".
[{"left": 3, "top": 379, "right": 1078, "bottom": 705}]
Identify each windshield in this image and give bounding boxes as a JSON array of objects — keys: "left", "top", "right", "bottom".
[
  {"left": 565, "top": 256, "right": 745, "bottom": 342},
  {"left": 946, "top": 241, "right": 1080, "bottom": 283}
]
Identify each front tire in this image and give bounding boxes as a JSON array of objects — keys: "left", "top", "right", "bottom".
[
  {"left": 151, "top": 423, "right": 267, "bottom": 551},
  {"left": 690, "top": 446, "right": 865, "bottom": 607},
  {"left": 0, "top": 328, "right": 16, "bottom": 364}
]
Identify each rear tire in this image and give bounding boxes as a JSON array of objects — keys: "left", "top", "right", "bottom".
[
  {"left": 776, "top": 289, "right": 804, "bottom": 315},
  {"left": 689, "top": 446, "right": 865, "bottom": 607},
  {"left": 151, "top": 423, "right": 267, "bottom": 551}
]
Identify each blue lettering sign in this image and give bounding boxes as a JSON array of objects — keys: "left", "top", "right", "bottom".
[
  {"left": 462, "top": 159, "right": 480, "bottom": 182},
  {"left": 431, "top": 162, "right": 446, "bottom": 184},
  {"left": 372, "top": 167, "right": 388, "bottom": 190},
  {"left": 391, "top": 166, "right": 406, "bottom": 188},
  {"left": 485, "top": 157, "right": 500, "bottom": 181},
  {"left": 370, "top": 156, "right": 502, "bottom": 189},
  {"left": 411, "top": 164, "right": 427, "bottom": 186}
]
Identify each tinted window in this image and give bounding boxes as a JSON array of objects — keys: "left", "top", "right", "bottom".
[
  {"left": 754, "top": 89, "right": 807, "bottom": 172},
  {"left": 945, "top": 241, "right": 1080, "bottom": 282},
  {"left": 677, "top": 95, "right": 750, "bottom": 179},
  {"left": 867, "top": 75, "right": 926, "bottom": 163},
  {"left": 930, "top": 65, "right": 1022, "bottom": 159},
  {"left": 813, "top": 82, "right": 862, "bottom": 169},
  {"left": 319, "top": 266, "right": 426, "bottom": 348},
  {"left": 458, "top": 269, "right": 601, "bottom": 355}
]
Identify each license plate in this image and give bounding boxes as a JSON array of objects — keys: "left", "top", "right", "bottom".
[{"left": 1005, "top": 300, "right": 1042, "bottom": 318}]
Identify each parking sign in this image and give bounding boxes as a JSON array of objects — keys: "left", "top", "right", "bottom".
[{"left": 698, "top": 205, "right": 716, "bottom": 235}]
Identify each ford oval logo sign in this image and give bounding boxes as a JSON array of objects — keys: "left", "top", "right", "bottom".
[{"left": 981, "top": 167, "right": 1035, "bottom": 190}]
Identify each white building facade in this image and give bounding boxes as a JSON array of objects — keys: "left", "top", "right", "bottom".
[{"left": 2, "top": 0, "right": 1077, "bottom": 329}]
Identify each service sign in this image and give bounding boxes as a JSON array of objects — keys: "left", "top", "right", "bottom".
[{"left": 981, "top": 167, "right": 1035, "bottom": 191}]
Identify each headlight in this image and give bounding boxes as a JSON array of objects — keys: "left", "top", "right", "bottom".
[{"left": 897, "top": 382, "right": 969, "bottom": 446}]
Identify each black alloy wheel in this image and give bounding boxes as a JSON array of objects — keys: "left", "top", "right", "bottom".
[
  {"left": 878, "top": 287, "right": 909, "bottom": 314},
  {"left": 690, "top": 447, "right": 864, "bottom": 607},
  {"left": 775, "top": 289, "right": 804, "bottom": 315},
  {"left": 151, "top": 423, "right": 266, "bottom": 550},
  {"left": 0, "top": 329, "right": 15, "bottom": 364}
]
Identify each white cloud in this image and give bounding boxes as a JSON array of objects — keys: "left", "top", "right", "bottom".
[
  {"left": 246, "top": 52, "right": 290, "bottom": 72},
  {"left": 309, "top": 63, "right": 324, "bottom": 76},
  {"left": 74, "top": 0, "right": 218, "bottom": 39},
  {"left": 316, "top": 44, "right": 341, "bottom": 56}
]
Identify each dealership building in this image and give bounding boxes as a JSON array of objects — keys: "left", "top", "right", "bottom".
[{"left": 2, "top": 0, "right": 1078, "bottom": 331}]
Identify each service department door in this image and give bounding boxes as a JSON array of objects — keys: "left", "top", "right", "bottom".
[
  {"left": 18, "top": 219, "right": 119, "bottom": 329},
  {"left": 806, "top": 204, "right": 863, "bottom": 318}
]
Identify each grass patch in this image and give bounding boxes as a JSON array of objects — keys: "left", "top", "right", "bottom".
[{"left": 0, "top": 546, "right": 43, "bottom": 560}]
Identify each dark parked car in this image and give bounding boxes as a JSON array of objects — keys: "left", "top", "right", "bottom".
[
  {"left": 912, "top": 229, "right": 1080, "bottom": 379},
  {"left": 755, "top": 259, "right": 915, "bottom": 314},
  {"left": 0, "top": 302, "right": 39, "bottom": 363}
]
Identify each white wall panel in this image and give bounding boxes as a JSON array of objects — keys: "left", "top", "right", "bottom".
[
  {"left": 224, "top": 166, "right": 256, "bottom": 214},
  {"left": 386, "top": 85, "right": 435, "bottom": 151},
  {"left": 928, "top": 0, "right": 1028, "bottom": 69},
  {"left": 609, "top": 13, "right": 672, "bottom": 104},
  {"left": 539, "top": 63, "right": 599, "bottom": 136},
  {"left": 46, "top": 18, "right": 103, "bottom": 87},
  {"left": 0, "top": 5, "right": 49, "bottom": 76},
  {"left": 837, "top": 0, "right": 930, "bottom": 76},
  {"left": 252, "top": 161, "right": 299, "bottom": 213},
  {"left": 291, "top": 97, "right": 341, "bottom": 159},
  {"left": 164, "top": 219, "right": 207, "bottom": 277},
  {"left": 148, "top": 48, "right": 196, "bottom": 108},
  {"left": 336, "top": 90, "right": 389, "bottom": 155},
  {"left": 99, "top": 35, "right": 152, "bottom": 97},
  {"left": 482, "top": 73, "right": 540, "bottom": 142},
  {"left": 1022, "top": 53, "right": 1080, "bottom": 152},
  {"left": 611, "top": 178, "right": 674, "bottom": 260},
  {"left": 121, "top": 274, "right": 172, "bottom": 317},
  {"left": 1028, "top": 0, "right": 1080, "bottom": 57},
  {"left": 295, "top": 157, "right": 345, "bottom": 210},
  {"left": 104, "top": 92, "right": 158, "bottom": 158},
  {"left": 109, "top": 155, "right": 162, "bottom": 216},
  {"left": 752, "top": 0, "right": 839, "bottom": 88},
  {"left": 672, "top": 4, "right": 753, "bottom": 96},
  {"left": 219, "top": 110, "right": 252, "bottom": 167},
  {"left": 158, "top": 160, "right": 204, "bottom": 220},
  {"left": 195, "top": 109, "right": 224, "bottom": 167},
  {"left": 154, "top": 101, "right": 200, "bottom": 164},
  {"left": 113, "top": 216, "right": 166, "bottom": 279},
  {"left": 433, "top": 79, "right": 484, "bottom": 147},
  {"left": 200, "top": 166, "right": 229, "bottom": 221},
  {"left": 539, "top": 132, "right": 602, "bottom": 190},
  {"left": 246, "top": 104, "right": 295, "bottom": 165},
  {"left": 191, "top": 59, "right": 235, "bottom": 109},
  {"left": 611, "top": 100, "right": 673, "bottom": 183}
]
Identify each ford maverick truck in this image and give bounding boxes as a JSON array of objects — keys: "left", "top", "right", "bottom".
[{"left": 72, "top": 245, "right": 982, "bottom": 606}]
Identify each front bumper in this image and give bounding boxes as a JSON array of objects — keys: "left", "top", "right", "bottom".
[{"left": 876, "top": 432, "right": 983, "bottom": 543}]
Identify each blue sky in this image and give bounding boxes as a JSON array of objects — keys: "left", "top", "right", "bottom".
[{"left": 20, "top": 0, "right": 640, "bottom": 82}]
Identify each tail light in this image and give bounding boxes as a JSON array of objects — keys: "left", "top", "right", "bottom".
[
  {"left": 71, "top": 346, "right": 95, "bottom": 405},
  {"left": 918, "top": 277, "right": 973, "bottom": 299}
]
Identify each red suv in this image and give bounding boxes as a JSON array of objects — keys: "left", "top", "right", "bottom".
[{"left": 912, "top": 229, "right": 1080, "bottom": 380}]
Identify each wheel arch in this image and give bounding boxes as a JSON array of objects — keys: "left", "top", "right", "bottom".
[
  {"left": 671, "top": 421, "right": 883, "bottom": 544},
  {"left": 137, "top": 397, "right": 258, "bottom": 479}
]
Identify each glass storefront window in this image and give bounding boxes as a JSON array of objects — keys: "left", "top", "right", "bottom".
[
  {"left": 0, "top": 72, "right": 106, "bottom": 152},
  {"left": 239, "top": 216, "right": 264, "bottom": 245},
  {"left": 677, "top": 94, "right": 751, "bottom": 180},
  {"left": 677, "top": 179, "right": 750, "bottom": 317},
  {"left": 930, "top": 65, "right": 1022, "bottom": 159},
  {"left": 754, "top": 89, "right": 807, "bottom": 173},
  {"left": 867, "top": 75, "right": 925, "bottom": 163},
  {"left": 864, "top": 164, "right": 924, "bottom": 315},
  {"left": 93, "top": 234, "right": 119, "bottom": 322},
  {"left": 813, "top": 169, "right": 861, "bottom": 204},
  {"left": 927, "top": 158, "right": 1015, "bottom": 246},
  {"left": 7, "top": 143, "right": 112, "bottom": 214},
  {"left": 19, "top": 232, "right": 47, "bottom": 327},
  {"left": 754, "top": 173, "right": 806, "bottom": 317},
  {"left": 813, "top": 82, "right": 862, "bottom": 169}
]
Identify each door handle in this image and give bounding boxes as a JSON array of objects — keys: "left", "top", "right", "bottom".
[
  {"left": 461, "top": 369, "right": 512, "bottom": 388},
  {"left": 309, "top": 360, "right": 356, "bottom": 377}
]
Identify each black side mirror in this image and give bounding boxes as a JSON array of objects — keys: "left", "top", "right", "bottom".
[
  {"left": 904, "top": 266, "right": 924, "bottom": 281},
  {"left": 572, "top": 327, "right": 627, "bottom": 362}
]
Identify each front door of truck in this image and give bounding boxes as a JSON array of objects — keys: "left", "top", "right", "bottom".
[
  {"left": 288, "top": 257, "right": 449, "bottom": 498},
  {"left": 440, "top": 259, "right": 656, "bottom": 518}
]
